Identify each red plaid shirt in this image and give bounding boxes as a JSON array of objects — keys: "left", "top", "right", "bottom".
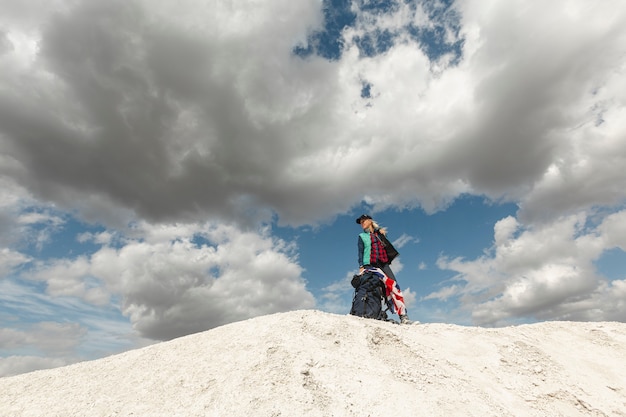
[{"left": 370, "top": 232, "right": 389, "bottom": 265}]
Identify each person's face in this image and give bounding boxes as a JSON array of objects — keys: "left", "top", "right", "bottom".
[{"left": 360, "top": 218, "right": 372, "bottom": 231}]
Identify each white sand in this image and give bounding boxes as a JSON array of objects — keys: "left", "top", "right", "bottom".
[{"left": 1, "top": 310, "right": 625, "bottom": 417}]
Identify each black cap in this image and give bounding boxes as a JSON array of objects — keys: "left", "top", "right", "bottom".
[{"left": 356, "top": 214, "right": 372, "bottom": 224}]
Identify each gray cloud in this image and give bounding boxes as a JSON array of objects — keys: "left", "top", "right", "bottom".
[
  {"left": 1, "top": 0, "right": 624, "bottom": 227},
  {"left": 1, "top": 0, "right": 342, "bottom": 226}
]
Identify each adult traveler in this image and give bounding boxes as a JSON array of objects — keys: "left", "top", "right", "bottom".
[{"left": 356, "top": 214, "right": 412, "bottom": 324}]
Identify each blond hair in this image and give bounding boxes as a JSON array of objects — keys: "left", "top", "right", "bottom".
[{"left": 370, "top": 220, "right": 387, "bottom": 235}]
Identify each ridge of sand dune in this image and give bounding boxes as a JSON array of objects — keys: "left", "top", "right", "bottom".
[{"left": 1, "top": 310, "right": 625, "bottom": 417}]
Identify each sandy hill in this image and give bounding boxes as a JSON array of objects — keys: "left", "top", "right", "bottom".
[{"left": 1, "top": 310, "right": 625, "bottom": 417}]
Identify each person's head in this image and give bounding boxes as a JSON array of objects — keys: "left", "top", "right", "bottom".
[
  {"left": 356, "top": 214, "right": 374, "bottom": 231},
  {"left": 356, "top": 214, "right": 387, "bottom": 234}
]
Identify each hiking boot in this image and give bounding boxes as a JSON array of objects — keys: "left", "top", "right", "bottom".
[{"left": 399, "top": 314, "right": 413, "bottom": 325}]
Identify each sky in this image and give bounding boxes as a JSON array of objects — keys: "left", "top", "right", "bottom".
[{"left": 0, "top": 0, "right": 625, "bottom": 377}]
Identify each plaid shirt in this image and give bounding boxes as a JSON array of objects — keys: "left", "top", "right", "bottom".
[{"left": 369, "top": 232, "right": 389, "bottom": 265}]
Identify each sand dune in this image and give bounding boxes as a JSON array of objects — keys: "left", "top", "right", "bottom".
[{"left": 1, "top": 310, "right": 625, "bottom": 416}]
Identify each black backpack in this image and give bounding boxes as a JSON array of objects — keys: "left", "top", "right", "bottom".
[{"left": 350, "top": 271, "right": 386, "bottom": 320}]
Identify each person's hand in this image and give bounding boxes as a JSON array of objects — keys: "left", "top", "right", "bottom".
[
  {"left": 358, "top": 266, "right": 365, "bottom": 274},
  {"left": 351, "top": 275, "right": 360, "bottom": 288}
]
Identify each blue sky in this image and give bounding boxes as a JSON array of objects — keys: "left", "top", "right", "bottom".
[{"left": 1, "top": 0, "right": 626, "bottom": 377}]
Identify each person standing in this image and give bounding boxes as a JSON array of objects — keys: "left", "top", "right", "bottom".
[{"left": 356, "top": 214, "right": 412, "bottom": 324}]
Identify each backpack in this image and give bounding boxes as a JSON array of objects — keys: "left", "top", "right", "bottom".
[{"left": 350, "top": 271, "right": 386, "bottom": 320}]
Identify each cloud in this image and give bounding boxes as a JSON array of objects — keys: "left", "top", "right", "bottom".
[
  {"left": 457, "top": 0, "right": 626, "bottom": 221},
  {"left": 432, "top": 210, "right": 626, "bottom": 325},
  {"left": 0, "top": 0, "right": 625, "bottom": 228},
  {"left": 0, "top": 0, "right": 335, "bottom": 226},
  {"left": 76, "top": 231, "right": 114, "bottom": 245},
  {"left": 0, "top": 179, "right": 36, "bottom": 247},
  {"left": 0, "top": 248, "right": 31, "bottom": 277},
  {"left": 392, "top": 233, "right": 419, "bottom": 248},
  {"left": 22, "top": 221, "right": 315, "bottom": 341},
  {"left": 0, "top": 319, "right": 87, "bottom": 377},
  {"left": 318, "top": 272, "right": 354, "bottom": 314},
  {"left": 599, "top": 210, "right": 626, "bottom": 250},
  {"left": 0, "top": 355, "right": 73, "bottom": 378},
  {"left": 0, "top": 322, "right": 86, "bottom": 355},
  {"left": 0, "top": 30, "right": 12, "bottom": 55},
  {"left": 0, "top": 277, "right": 139, "bottom": 345},
  {"left": 17, "top": 211, "right": 64, "bottom": 226}
]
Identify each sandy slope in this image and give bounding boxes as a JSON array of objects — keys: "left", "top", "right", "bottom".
[{"left": 1, "top": 310, "right": 625, "bottom": 417}]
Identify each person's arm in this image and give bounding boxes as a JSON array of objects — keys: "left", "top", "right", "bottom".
[{"left": 357, "top": 235, "right": 364, "bottom": 268}]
